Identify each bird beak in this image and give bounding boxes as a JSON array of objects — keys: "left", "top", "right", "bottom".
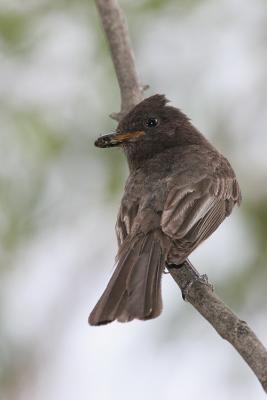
[{"left": 95, "top": 130, "right": 145, "bottom": 148}]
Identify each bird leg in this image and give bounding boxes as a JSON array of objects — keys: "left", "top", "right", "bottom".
[
  {"left": 163, "top": 263, "right": 184, "bottom": 274},
  {"left": 166, "top": 259, "right": 213, "bottom": 300},
  {"left": 181, "top": 273, "right": 210, "bottom": 300}
]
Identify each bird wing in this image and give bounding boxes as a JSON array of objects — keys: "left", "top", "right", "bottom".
[
  {"left": 115, "top": 202, "right": 139, "bottom": 247},
  {"left": 161, "top": 175, "right": 241, "bottom": 248}
]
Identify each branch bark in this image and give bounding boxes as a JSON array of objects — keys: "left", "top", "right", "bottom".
[
  {"left": 95, "top": 0, "right": 267, "bottom": 392},
  {"left": 169, "top": 260, "right": 267, "bottom": 392},
  {"left": 95, "top": 0, "right": 145, "bottom": 120}
]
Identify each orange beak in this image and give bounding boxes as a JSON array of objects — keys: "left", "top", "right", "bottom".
[{"left": 95, "top": 130, "right": 145, "bottom": 148}]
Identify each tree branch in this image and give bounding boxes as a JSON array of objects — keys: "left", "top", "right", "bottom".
[
  {"left": 95, "top": 0, "right": 145, "bottom": 120},
  {"left": 95, "top": 0, "right": 267, "bottom": 392},
  {"left": 169, "top": 260, "right": 267, "bottom": 392}
]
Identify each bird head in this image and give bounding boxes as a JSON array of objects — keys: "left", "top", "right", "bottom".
[{"left": 95, "top": 94, "right": 191, "bottom": 149}]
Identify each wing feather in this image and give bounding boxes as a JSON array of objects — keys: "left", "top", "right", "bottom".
[{"left": 161, "top": 176, "right": 241, "bottom": 252}]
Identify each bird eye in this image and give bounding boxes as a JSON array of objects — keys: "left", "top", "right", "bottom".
[{"left": 145, "top": 118, "right": 159, "bottom": 128}]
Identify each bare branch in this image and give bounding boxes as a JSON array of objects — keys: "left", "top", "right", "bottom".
[
  {"left": 168, "top": 260, "right": 267, "bottom": 392},
  {"left": 95, "top": 0, "right": 267, "bottom": 392},
  {"left": 95, "top": 0, "right": 145, "bottom": 120}
]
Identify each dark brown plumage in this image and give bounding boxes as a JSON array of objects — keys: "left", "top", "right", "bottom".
[{"left": 89, "top": 94, "right": 241, "bottom": 326}]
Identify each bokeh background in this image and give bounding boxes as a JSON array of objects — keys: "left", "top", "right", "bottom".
[{"left": 1, "top": 0, "right": 267, "bottom": 399}]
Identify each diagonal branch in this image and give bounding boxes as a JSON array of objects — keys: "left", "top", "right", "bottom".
[
  {"left": 95, "top": 0, "right": 145, "bottom": 120},
  {"left": 94, "top": 0, "right": 267, "bottom": 393},
  {"left": 169, "top": 260, "right": 267, "bottom": 392}
]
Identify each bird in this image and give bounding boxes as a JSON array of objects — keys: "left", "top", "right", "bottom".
[{"left": 89, "top": 94, "right": 241, "bottom": 326}]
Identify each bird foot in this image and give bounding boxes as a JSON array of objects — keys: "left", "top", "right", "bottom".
[
  {"left": 164, "top": 263, "right": 183, "bottom": 273},
  {"left": 181, "top": 274, "right": 213, "bottom": 300}
]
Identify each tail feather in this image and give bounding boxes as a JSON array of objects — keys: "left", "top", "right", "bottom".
[{"left": 89, "top": 231, "right": 165, "bottom": 326}]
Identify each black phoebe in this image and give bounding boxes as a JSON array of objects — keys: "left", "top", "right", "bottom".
[{"left": 89, "top": 94, "right": 241, "bottom": 325}]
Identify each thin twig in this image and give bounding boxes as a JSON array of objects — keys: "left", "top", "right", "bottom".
[
  {"left": 95, "top": 0, "right": 145, "bottom": 120},
  {"left": 95, "top": 0, "right": 267, "bottom": 392}
]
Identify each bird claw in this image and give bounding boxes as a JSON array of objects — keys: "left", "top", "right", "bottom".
[
  {"left": 163, "top": 268, "right": 169, "bottom": 274},
  {"left": 181, "top": 273, "right": 213, "bottom": 300},
  {"left": 164, "top": 263, "right": 184, "bottom": 274},
  {"left": 166, "top": 263, "right": 183, "bottom": 270},
  {"left": 165, "top": 263, "right": 213, "bottom": 299}
]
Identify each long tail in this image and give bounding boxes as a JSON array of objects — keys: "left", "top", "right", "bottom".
[{"left": 89, "top": 231, "right": 165, "bottom": 325}]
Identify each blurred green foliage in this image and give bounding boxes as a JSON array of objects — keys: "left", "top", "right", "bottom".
[
  {"left": 17, "top": 111, "right": 65, "bottom": 160},
  {"left": 0, "top": 12, "right": 30, "bottom": 50}
]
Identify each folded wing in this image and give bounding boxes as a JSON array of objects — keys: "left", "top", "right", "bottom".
[{"left": 161, "top": 176, "right": 241, "bottom": 261}]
